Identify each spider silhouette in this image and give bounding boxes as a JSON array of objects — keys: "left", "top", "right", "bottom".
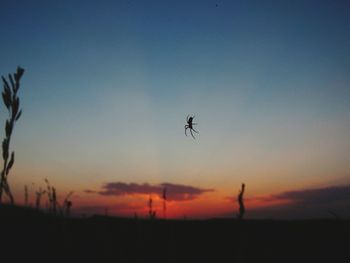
[{"left": 185, "top": 115, "right": 199, "bottom": 139}]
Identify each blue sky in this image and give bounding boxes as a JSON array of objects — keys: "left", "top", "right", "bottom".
[{"left": 0, "top": 0, "right": 350, "bottom": 217}]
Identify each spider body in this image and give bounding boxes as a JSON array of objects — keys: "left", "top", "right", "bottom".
[{"left": 185, "top": 115, "right": 199, "bottom": 139}]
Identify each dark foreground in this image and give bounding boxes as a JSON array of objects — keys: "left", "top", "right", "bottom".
[{"left": 1, "top": 205, "right": 349, "bottom": 263}]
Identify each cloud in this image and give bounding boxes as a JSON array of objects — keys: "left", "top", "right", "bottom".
[
  {"left": 160, "top": 183, "right": 214, "bottom": 201},
  {"left": 270, "top": 185, "right": 350, "bottom": 205},
  {"left": 98, "top": 183, "right": 159, "bottom": 196},
  {"left": 248, "top": 185, "right": 350, "bottom": 219},
  {"left": 86, "top": 182, "right": 214, "bottom": 201}
]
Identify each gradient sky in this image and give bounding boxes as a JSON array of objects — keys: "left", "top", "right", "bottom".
[{"left": 1, "top": 0, "right": 350, "bottom": 219}]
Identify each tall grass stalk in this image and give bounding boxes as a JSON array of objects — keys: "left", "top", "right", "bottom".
[
  {"left": 24, "top": 185, "right": 28, "bottom": 206},
  {"left": 162, "top": 187, "right": 167, "bottom": 219},
  {"left": 148, "top": 195, "right": 156, "bottom": 219},
  {"left": 237, "top": 183, "right": 245, "bottom": 220},
  {"left": 0, "top": 66, "right": 24, "bottom": 203},
  {"left": 35, "top": 187, "right": 46, "bottom": 209}
]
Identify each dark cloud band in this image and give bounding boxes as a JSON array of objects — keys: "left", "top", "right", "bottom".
[
  {"left": 248, "top": 185, "right": 350, "bottom": 219},
  {"left": 86, "top": 182, "right": 214, "bottom": 201}
]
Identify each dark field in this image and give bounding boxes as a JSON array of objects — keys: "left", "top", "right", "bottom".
[{"left": 1, "top": 204, "right": 349, "bottom": 263}]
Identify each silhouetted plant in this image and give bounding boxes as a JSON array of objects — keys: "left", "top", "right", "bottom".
[
  {"left": 162, "top": 187, "right": 167, "bottom": 219},
  {"left": 52, "top": 187, "right": 57, "bottom": 213},
  {"left": 148, "top": 195, "right": 156, "bottom": 219},
  {"left": 35, "top": 187, "right": 46, "bottom": 209},
  {"left": 237, "top": 183, "right": 245, "bottom": 220},
  {"left": 24, "top": 185, "right": 28, "bottom": 206},
  {"left": 62, "top": 191, "right": 73, "bottom": 217},
  {"left": 43, "top": 179, "right": 74, "bottom": 216},
  {"left": 0, "top": 66, "right": 24, "bottom": 204},
  {"left": 45, "top": 178, "right": 57, "bottom": 214}
]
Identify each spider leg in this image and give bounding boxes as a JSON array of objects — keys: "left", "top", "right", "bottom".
[
  {"left": 186, "top": 115, "right": 189, "bottom": 122},
  {"left": 192, "top": 123, "right": 197, "bottom": 125},
  {"left": 190, "top": 129, "right": 195, "bottom": 139},
  {"left": 192, "top": 128, "right": 199, "bottom": 134},
  {"left": 185, "top": 126, "right": 188, "bottom": 136}
]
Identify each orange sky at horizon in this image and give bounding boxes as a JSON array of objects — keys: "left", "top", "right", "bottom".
[{"left": 8, "top": 168, "right": 346, "bottom": 219}]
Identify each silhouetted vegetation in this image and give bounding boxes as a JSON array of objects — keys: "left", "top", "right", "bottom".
[
  {"left": 35, "top": 187, "right": 46, "bottom": 209},
  {"left": 162, "top": 186, "right": 167, "bottom": 219},
  {"left": 62, "top": 191, "right": 73, "bottom": 217},
  {"left": 0, "top": 205, "right": 349, "bottom": 263},
  {"left": 0, "top": 66, "right": 24, "bottom": 204},
  {"left": 24, "top": 185, "right": 28, "bottom": 206},
  {"left": 148, "top": 195, "right": 156, "bottom": 219},
  {"left": 237, "top": 183, "right": 245, "bottom": 220},
  {"left": 45, "top": 178, "right": 57, "bottom": 214},
  {"left": 44, "top": 178, "right": 73, "bottom": 216}
]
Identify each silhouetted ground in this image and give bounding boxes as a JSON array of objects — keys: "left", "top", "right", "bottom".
[{"left": 1, "top": 204, "right": 349, "bottom": 263}]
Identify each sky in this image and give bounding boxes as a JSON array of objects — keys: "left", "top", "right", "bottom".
[{"left": 0, "top": 0, "right": 350, "bottom": 219}]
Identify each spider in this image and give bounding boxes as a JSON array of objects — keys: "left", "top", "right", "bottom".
[{"left": 185, "top": 115, "right": 199, "bottom": 139}]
